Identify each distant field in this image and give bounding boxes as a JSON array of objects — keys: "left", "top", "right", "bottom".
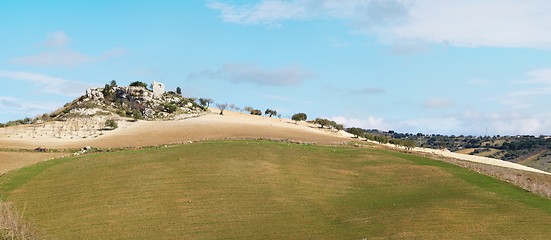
[
  {"left": 2, "top": 141, "right": 551, "bottom": 239},
  {"left": 455, "top": 148, "right": 501, "bottom": 158}
]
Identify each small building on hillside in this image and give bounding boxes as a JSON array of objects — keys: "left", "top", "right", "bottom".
[{"left": 152, "top": 80, "right": 165, "bottom": 97}]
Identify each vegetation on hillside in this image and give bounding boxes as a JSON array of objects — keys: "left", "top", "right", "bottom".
[{"left": 2, "top": 141, "right": 551, "bottom": 239}]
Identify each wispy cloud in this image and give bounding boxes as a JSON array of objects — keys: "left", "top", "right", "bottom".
[
  {"left": 210, "top": 0, "right": 551, "bottom": 49},
  {"left": 0, "top": 70, "right": 96, "bottom": 97},
  {"left": 10, "top": 50, "right": 93, "bottom": 67},
  {"left": 423, "top": 98, "right": 454, "bottom": 108},
  {"left": 0, "top": 96, "right": 64, "bottom": 122},
  {"left": 41, "top": 31, "right": 70, "bottom": 48},
  {"left": 466, "top": 78, "right": 490, "bottom": 86},
  {"left": 348, "top": 86, "right": 385, "bottom": 95},
  {"left": 188, "top": 63, "right": 314, "bottom": 86},
  {"left": 519, "top": 68, "right": 551, "bottom": 85},
  {"left": 208, "top": 0, "right": 312, "bottom": 26},
  {"left": 9, "top": 31, "right": 126, "bottom": 67},
  {"left": 399, "top": 117, "right": 462, "bottom": 134},
  {"left": 331, "top": 115, "right": 393, "bottom": 131},
  {"left": 510, "top": 68, "right": 551, "bottom": 96}
]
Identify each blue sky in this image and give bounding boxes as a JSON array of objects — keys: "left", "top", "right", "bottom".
[{"left": 2, "top": 0, "right": 551, "bottom": 136}]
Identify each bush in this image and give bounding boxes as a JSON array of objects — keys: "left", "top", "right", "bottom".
[
  {"left": 132, "top": 109, "right": 143, "bottom": 120},
  {"left": 162, "top": 103, "right": 178, "bottom": 113},
  {"left": 105, "top": 119, "right": 118, "bottom": 130},
  {"left": 129, "top": 81, "right": 148, "bottom": 88},
  {"left": 250, "top": 109, "right": 262, "bottom": 116}
]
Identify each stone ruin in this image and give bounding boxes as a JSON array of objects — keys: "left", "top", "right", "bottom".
[{"left": 152, "top": 80, "right": 165, "bottom": 97}]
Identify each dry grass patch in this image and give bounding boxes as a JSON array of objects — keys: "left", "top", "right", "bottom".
[{"left": 0, "top": 201, "right": 39, "bottom": 240}]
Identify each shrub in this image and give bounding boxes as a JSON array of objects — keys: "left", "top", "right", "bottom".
[
  {"left": 162, "top": 103, "right": 178, "bottom": 113},
  {"left": 250, "top": 109, "right": 262, "bottom": 116},
  {"left": 129, "top": 81, "right": 148, "bottom": 88},
  {"left": 132, "top": 109, "right": 143, "bottom": 120},
  {"left": 105, "top": 119, "right": 118, "bottom": 130}
]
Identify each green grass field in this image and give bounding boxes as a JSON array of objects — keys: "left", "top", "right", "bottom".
[{"left": 2, "top": 140, "right": 551, "bottom": 239}]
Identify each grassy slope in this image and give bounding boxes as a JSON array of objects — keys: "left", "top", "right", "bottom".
[{"left": 1, "top": 140, "right": 551, "bottom": 239}]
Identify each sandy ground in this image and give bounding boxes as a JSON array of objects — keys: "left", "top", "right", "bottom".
[
  {"left": 1, "top": 109, "right": 548, "bottom": 175},
  {"left": 0, "top": 110, "right": 351, "bottom": 149}
]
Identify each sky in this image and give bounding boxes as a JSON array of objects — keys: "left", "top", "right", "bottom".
[{"left": 1, "top": 0, "right": 551, "bottom": 136}]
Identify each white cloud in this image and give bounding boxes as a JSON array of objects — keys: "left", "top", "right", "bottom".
[
  {"left": 0, "top": 70, "right": 96, "bottom": 97},
  {"left": 210, "top": 0, "right": 551, "bottom": 48},
  {"left": 423, "top": 98, "right": 454, "bottom": 108},
  {"left": 188, "top": 63, "right": 314, "bottom": 86},
  {"left": 331, "top": 115, "right": 393, "bottom": 131},
  {"left": 42, "top": 31, "right": 70, "bottom": 48},
  {"left": 460, "top": 110, "right": 551, "bottom": 136}
]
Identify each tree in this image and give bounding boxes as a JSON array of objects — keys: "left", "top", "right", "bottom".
[
  {"left": 176, "top": 87, "right": 182, "bottom": 95},
  {"left": 291, "top": 113, "right": 307, "bottom": 122},
  {"left": 244, "top": 106, "right": 254, "bottom": 113},
  {"left": 129, "top": 81, "right": 148, "bottom": 88},
  {"left": 346, "top": 127, "right": 365, "bottom": 138},
  {"left": 403, "top": 139, "right": 416, "bottom": 151},
  {"left": 389, "top": 138, "right": 403, "bottom": 147},
  {"left": 216, "top": 103, "right": 228, "bottom": 115},
  {"left": 265, "top": 109, "right": 277, "bottom": 117},
  {"left": 110, "top": 80, "right": 117, "bottom": 88},
  {"left": 104, "top": 119, "right": 118, "bottom": 130},
  {"left": 198, "top": 98, "right": 213, "bottom": 110},
  {"left": 250, "top": 109, "right": 262, "bottom": 116},
  {"left": 373, "top": 135, "right": 389, "bottom": 144},
  {"left": 314, "top": 118, "right": 331, "bottom": 128}
]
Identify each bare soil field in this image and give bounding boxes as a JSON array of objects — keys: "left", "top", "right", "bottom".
[
  {"left": 0, "top": 111, "right": 350, "bottom": 150},
  {"left": 0, "top": 152, "right": 67, "bottom": 174}
]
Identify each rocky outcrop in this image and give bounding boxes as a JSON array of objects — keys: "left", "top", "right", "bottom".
[{"left": 55, "top": 85, "right": 203, "bottom": 120}]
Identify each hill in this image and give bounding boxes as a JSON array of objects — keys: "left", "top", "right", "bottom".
[{"left": 2, "top": 140, "right": 551, "bottom": 239}]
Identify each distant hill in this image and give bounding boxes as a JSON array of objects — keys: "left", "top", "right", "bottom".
[{"left": 348, "top": 129, "right": 551, "bottom": 173}]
